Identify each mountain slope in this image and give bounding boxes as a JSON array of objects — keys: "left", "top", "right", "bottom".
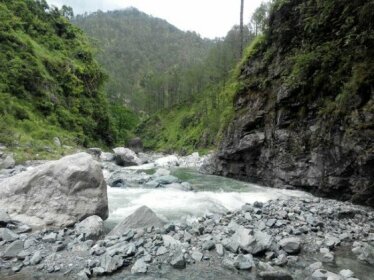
[
  {"left": 213, "top": 0, "right": 374, "bottom": 206},
  {"left": 0, "top": 0, "right": 116, "bottom": 161},
  {"left": 73, "top": 8, "right": 214, "bottom": 112},
  {"left": 136, "top": 26, "right": 255, "bottom": 153}
]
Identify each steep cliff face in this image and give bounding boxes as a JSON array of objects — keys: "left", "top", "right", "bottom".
[{"left": 214, "top": 0, "right": 374, "bottom": 206}]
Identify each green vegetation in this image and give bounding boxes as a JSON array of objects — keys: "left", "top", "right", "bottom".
[
  {"left": 137, "top": 30, "right": 260, "bottom": 153},
  {"left": 0, "top": 0, "right": 137, "bottom": 161},
  {"left": 73, "top": 8, "right": 215, "bottom": 113},
  {"left": 235, "top": 0, "right": 374, "bottom": 121}
]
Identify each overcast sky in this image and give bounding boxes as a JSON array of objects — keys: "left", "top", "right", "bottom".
[{"left": 46, "top": 0, "right": 264, "bottom": 39}]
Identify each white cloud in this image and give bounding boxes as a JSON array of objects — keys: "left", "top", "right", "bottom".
[{"left": 47, "top": 0, "right": 264, "bottom": 39}]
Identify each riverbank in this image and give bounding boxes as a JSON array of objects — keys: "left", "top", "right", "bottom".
[{"left": 0, "top": 151, "right": 373, "bottom": 279}]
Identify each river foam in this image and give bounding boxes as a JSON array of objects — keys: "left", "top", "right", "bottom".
[{"left": 107, "top": 183, "right": 310, "bottom": 225}]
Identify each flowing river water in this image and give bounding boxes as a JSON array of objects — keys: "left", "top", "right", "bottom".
[
  {"left": 105, "top": 168, "right": 311, "bottom": 229},
  {"left": 101, "top": 163, "right": 374, "bottom": 280}
]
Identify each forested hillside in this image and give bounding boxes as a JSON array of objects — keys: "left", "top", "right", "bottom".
[
  {"left": 0, "top": 0, "right": 135, "bottom": 161},
  {"left": 74, "top": 8, "right": 214, "bottom": 112}
]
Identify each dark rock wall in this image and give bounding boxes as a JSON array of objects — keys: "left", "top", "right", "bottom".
[{"left": 214, "top": 0, "right": 374, "bottom": 206}]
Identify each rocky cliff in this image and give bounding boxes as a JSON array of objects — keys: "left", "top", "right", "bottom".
[{"left": 214, "top": 0, "right": 374, "bottom": 206}]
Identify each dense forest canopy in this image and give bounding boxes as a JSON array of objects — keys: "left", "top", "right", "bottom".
[{"left": 73, "top": 8, "right": 214, "bottom": 113}]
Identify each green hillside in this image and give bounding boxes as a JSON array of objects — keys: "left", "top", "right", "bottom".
[
  {"left": 73, "top": 8, "right": 215, "bottom": 112},
  {"left": 0, "top": 0, "right": 134, "bottom": 161}
]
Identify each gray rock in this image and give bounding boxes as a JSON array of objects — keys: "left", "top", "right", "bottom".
[
  {"left": 306, "top": 262, "right": 323, "bottom": 274},
  {"left": 325, "top": 234, "right": 340, "bottom": 248},
  {"left": 222, "top": 254, "right": 236, "bottom": 270},
  {"left": 202, "top": 240, "right": 215, "bottom": 250},
  {"left": 154, "top": 168, "right": 170, "bottom": 177},
  {"left": 222, "top": 237, "right": 239, "bottom": 253},
  {"left": 113, "top": 147, "right": 141, "bottom": 166},
  {"left": 233, "top": 226, "right": 251, "bottom": 250},
  {"left": 3, "top": 240, "right": 24, "bottom": 259},
  {"left": 266, "top": 219, "right": 277, "bottom": 227},
  {"left": 12, "top": 263, "right": 23, "bottom": 272},
  {"left": 279, "top": 237, "right": 301, "bottom": 254},
  {"left": 108, "top": 206, "right": 165, "bottom": 236},
  {"left": 92, "top": 267, "right": 105, "bottom": 276},
  {"left": 216, "top": 243, "right": 224, "bottom": 256},
  {"left": 259, "top": 270, "right": 293, "bottom": 280},
  {"left": 0, "top": 153, "right": 108, "bottom": 228},
  {"left": 156, "top": 246, "right": 168, "bottom": 256},
  {"left": 30, "top": 251, "right": 43, "bottom": 265},
  {"left": 0, "top": 154, "right": 15, "bottom": 169},
  {"left": 248, "top": 231, "right": 273, "bottom": 255},
  {"left": 191, "top": 251, "right": 203, "bottom": 262},
  {"left": 154, "top": 175, "right": 179, "bottom": 185},
  {"left": 0, "top": 228, "right": 19, "bottom": 242},
  {"left": 339, "top": 269, "right": 354, "bottom": 278},
  {"left": 77, "top": 270, "right": 90, "bottom": 280},
  {"left": 162, "top": 235, "right": 181, "bottom": 248},
  {"left": 43, "top": 232, "right": 57, "bottom": 243},
  {"left": 101, "top": 254, "right": 124, "bottom": 274},
  {"left": 311, "top": 269, "right": 342, "bottom": 280},
  {"left": 131, "top": 258, "right": 148, "bottom": 274},
  {"left": 356, "top": 243, "right": 374, "bottom": 265},
  {"left": 170, "top": 253, "right": 186, "bottom": 269},
  {"left": 75, "top": 215, "right": 104, "bottom": 240},
  {"left": 100, "top": 152, "right": 114, "bottom": 162},
  {"left": 321, "top": 252, "right": 335, "bottom": 263},
  {"left": 24, "top": 238, "right": 37, "bottom": 250},
  {"left": 234, "top": 254, "right": 254, "bottom": 270}
]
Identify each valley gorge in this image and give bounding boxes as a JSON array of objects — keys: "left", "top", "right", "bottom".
[{"left": 0, "top": 0, "right": 373, "bottom": 279}]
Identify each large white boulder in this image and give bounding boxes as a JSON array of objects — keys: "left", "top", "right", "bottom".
[
  {"left": 0, "top": 153, "right": 108, "bottom": 228},
  {"left": 113, "top": 147, "right": 141, "bottom": 166},
  {"left": 154, "top": 155, "right": 179, "bottom": 167},
  {"left": 108, "top": 206, "right": 165, "bottom": 236}
]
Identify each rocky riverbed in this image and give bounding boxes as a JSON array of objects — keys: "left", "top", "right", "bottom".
[{"left": 0, "top": 149, "right": 373, "bottom": 280}]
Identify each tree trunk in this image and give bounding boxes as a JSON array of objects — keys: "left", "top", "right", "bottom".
[{"left": 240, "top": 0, "right": 244, "bottom": 57}]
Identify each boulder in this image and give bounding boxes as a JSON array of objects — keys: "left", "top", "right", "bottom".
[
  {"left": 131, "top": 258, "right": 148, "bottom": 274},
  {"left": 170, "top": 253, "right": 186, "bottom": 269},
  {"left": 153, "top": 175, "right": 179, "bottom": 185},
  {"left": 127, "top": 137, "right": 143, "bottom": 154},
  {"left": 191, "top": 251, "right": 203, "bottom": 262},
  {"left": 311, "top": 269, "right": 342, "bottom": 280},
  {"left": 279, "top": 237, "right": 301, "bottom": 254},
  {"left": 0, "top": 153, "right": 108, "bottom": 228},
  {"left": 113, "top": 147, "right": 141, "bottom": 166},
  {"left": 155, "top": 155, "right": 179, "bottom": 167},
  {"left": 154, "top": 168, "right": 171, "bottom": 177},
  {"left": 0, "top": 228, "right": 19, "bottom": 242},
  {"left": 248, "top": 231, "right": 273, "bottom": 255},
  {"left": 75, "top": 215, "right": 104, "bottom": 240},
  {"left": 108, "top": 206, "right": 165, "bottom": 236},
  {"left": 0, "top": 153, "right": 15, "bottom": 170},
  {"left": 234, "top": 254, "right": 254, "bottom": 270},
  {"left": 3, "top": 240, "right": 24, "bottom": 259},
  {"left": 101, "top": 254, "right": 124, "bottom": 274}
]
